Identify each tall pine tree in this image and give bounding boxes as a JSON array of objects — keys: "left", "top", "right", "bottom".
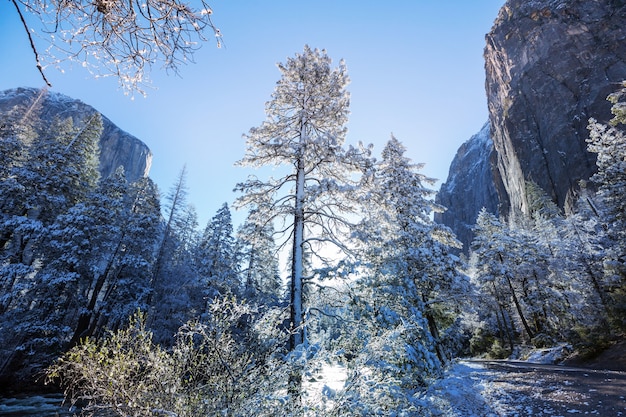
[{"left": 235, "top": 45, "right": 368, "bottom": 352}]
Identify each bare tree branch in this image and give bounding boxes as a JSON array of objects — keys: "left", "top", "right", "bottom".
[
  {"left": 11, "top": 0, "right": 52, "bottom": 87},
  {"left": 12, "top": 0, "right": 221, "bottom": 95}
]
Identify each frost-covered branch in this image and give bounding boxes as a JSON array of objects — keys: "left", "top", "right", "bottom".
[{"left": 13, "top": 0, "right": 221, "bottom": 95}]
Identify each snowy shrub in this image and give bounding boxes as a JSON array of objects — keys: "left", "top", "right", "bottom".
[{"left": 46, "top": 298, "right": 282, "bottom": 417}]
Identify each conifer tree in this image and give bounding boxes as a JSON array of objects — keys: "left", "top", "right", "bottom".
[
  {"left": 470, "top": 209, "right": 519, "bottom": 353},
  {"left": 238, "top": 204, "right": 282, "bottom": 304},
  {"left": 0, "top": 112, "right": 102, "bottom": 266},
  {"left": 197, "top": 203, "right": 240, "bottom": 295},
  {"left": 235, "top": 45, "right": 367, "bottom": 352},
  {"left": 151, "top": 165, "right": 189, "bottom": 292},
  {"left": 586, "top": 113, "right": 626, "bottom": 327},
  {"left": 351, "top": 136, "right": 464, "bottom": 387}
]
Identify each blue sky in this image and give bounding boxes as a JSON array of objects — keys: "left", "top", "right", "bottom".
[{"left": 1, "top": 1, "right": 504, "bottom": 227}]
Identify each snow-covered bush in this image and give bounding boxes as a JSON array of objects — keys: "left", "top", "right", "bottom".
[{"left": 47, "top": 298, "right": 278, "bottom": 416}]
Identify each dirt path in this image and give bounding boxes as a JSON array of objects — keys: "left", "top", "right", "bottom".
[{"left": 469, "top": 360, "right": 626, "bottom": 416}]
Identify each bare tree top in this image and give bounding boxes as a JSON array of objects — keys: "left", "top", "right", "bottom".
[{"left": 10, "top": 0, "right": 221, "bottom": 96}]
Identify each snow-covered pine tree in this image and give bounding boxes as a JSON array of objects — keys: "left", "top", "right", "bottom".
[
  {"left": 562, "top": 188, "right": 612, "bottom": 329},
  {"left": 39, "top": 168, "right": 128, "bottom": 344},
  {"left": 350, "top": 136, "right": 464, "bottom": 391},
  {"left": 238, "top": 203, "right": 282, "bottom": 304},
  {"left": 96, "top": 176, "right": 161, "bottom": 332},
  {"left": 235, "top": 45, "right": 368, "bottom": 353},
  {"left": 22, "top": 113, "right": 102, "bottom": 225},
  {"left": 0, "top": 109, "right": 103, "bottom": 384},
  {"left": 586, "top": 115, "right": 626, "bottom": 328},
  {"left": 0, "top": 91, "right": 45, "bottom": 313},
  {"left": 470, "top": 204, "right": 568, "bottom": 349},
  {"left": 197, "top": 202, "right": 240, "bottom": 296},
  {"left": 523, "top": 181, "right": 587, "bottom": 342},
  {"left": 151, "top": 165, "right": 189, "bottom": 286},
  {"left": 0, "top": 112, "right": 102, "bottom": 267},
  {"left": 469, "top": 209, "right": 519, "bottom": 354},
  {"left": 0, "top": 111, "right": 101, "bottom": 325},
  {"left": 148, "top": 167, "right": 211, "bottom": 343}
]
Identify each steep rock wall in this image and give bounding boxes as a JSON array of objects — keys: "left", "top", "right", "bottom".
[
  {"left": 484, "top": 0, "right": 626, "bottom": 215},
  {"left": 0, "top": 87, "right": 152, "bottom": 182},
  {"left": 435, "top": 123, "right": 506, "bottom": 251}
]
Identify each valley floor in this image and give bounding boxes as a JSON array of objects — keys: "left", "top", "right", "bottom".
[{"left": 2, "top": 350, "right": 626, "bottom": 416}]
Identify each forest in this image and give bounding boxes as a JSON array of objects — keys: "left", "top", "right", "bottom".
[{"left": 1, "top": 46, "right": 625, "bottom": 416}]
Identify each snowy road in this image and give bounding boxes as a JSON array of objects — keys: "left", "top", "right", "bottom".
[{"left": 427, "top": 359, "right": 626, "bottom": 416}]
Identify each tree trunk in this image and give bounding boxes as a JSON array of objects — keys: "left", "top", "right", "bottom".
[
  {"left": 422, "top": 294, "right": 446, "bottom": 364},
  {"left": 504, "top": 273, "right": 534, "bottom": 340},
  {"left": 492, "top": 281, "right": 515, "bottom": 351},
  {"left": 149, "top": 167, "right": 187, "bottom": 304},
  {"left": 289, "top": 154, "right": 305, "bottom": 351},
  {"left": 496, "top": 253, "right": 534, "bottom": 340}
]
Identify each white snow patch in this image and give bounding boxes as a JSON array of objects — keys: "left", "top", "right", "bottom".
[
  {"left": 523, "top": 343, "right": 571, "bottom": 364},
  {"left": 303, "top": 362, "right": 348, "bottom": 400},
  {"left": 420, "top": 360, "right": 500, "bottom": 416}
]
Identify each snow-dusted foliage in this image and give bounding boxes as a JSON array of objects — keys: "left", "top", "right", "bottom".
[
  {"left": 468, "top": 148, "right": 626, "bottom": 357},
  {"left": 234, "top": 45, "right": 369, "bottom": 352},
  {"left": 238, "top": 201, "right": 282, "bottom": 304},
  {"left": 13, "top": 0, "right": 221, "bottom": 94},
  {"left": 469, "top": 198, "right": 588, "bottom": 355},
  {"left": 48, "top": 299, "right": 263, "bottom": 416},
  {"left": 0, "top": 95, "right": 110, "bottom": 383},
  {"left": 197, "top": 203, "right": 240, "bottom": 295},
  {"left": 148, "top": 166, "right": 208, "bottom": 344},
  {"left": 335, "top": 136, "right": 469, "bottom": 409},
  {"left": 584, "top": 106, "right": 626, "bottom": 329}
]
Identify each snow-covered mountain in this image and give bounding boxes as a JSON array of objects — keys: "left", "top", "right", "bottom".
[{"left": 0, "top": 87, "right": 152, "bottom": 181}]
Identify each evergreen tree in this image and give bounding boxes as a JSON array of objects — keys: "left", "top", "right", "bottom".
[
  {"left": 351, "top": 136, "right": 465, "bottom": 389},
  {"left": 151, "top": 165, "right": 189, "bottom": 288},
  {"left": 235, "top": 45, "right": 368, "bottom": 353},
  {"left": 0, "top": 111, "right": 102, "bottom": 323},
  {"left": 197, "top": 203, "right": 240, "bottom": 295},
  {"left": 470, "top": 195, "right": 581, "bottom": 351},
  {"left": 469, "top": 209, "right": 519, "bottom": 354},
  {"left": 16, "top": 169, "right": 160, "bottom": 350},
  {"left": 148, "top": 168, "right": 206, "bottom": 342},
  {"left": 98, "top": 176, "right": 161, "bottom": 332},
  {"left": 562, "top": 187, "right": 612, "bottom": 329},
  {"left": 586, "top": 115, "right": 626, "bottom": 328},
  {"left": 0, "top": 112, "right": 102, "bottom": 266},
  {"left": 20, "top": 113, "right": 102, "bottom": 225},
  {"left": 238, "top": 203, "right": 282, "bottom": 304}
]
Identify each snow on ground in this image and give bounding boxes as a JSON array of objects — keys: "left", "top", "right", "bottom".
[
  {"left": 4, "top": 347, "right": 623, "bottom": 416},
  {"left": 303, "top": 360, "right": 504, "bottom": 416},
  {"left": 518, "top": 343, "right": 572, "bottom": 364},
  {"left": 304, "top": 362, "right": 348, "bottom": 400},
  {"left": 421, "top": 360, "right": 501, "bottom": 416}
]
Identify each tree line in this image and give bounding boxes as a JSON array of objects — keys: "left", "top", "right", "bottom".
[
  {"left": 1, "top": 47, "right": 624, "bottom": 415},
  {"left": 468, "top": 83, "right": 626, "bottom": 358}
]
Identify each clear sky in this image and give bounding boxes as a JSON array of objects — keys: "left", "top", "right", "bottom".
[{"left": 0, "top": 1, "right": 504, "bottom": 228}]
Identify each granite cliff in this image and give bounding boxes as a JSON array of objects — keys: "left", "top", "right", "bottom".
[
  {"left": 435, "top": 123, "right": 505, "bottom": 251},
  {"left": 437, "top": 0, "right": 626, "bottom": 250},
  {"left": 485, "top": 0, "right": 626, "bottom": 214},
  {"left": 0, "top": 87, "right": 152, "bottom": 182}
]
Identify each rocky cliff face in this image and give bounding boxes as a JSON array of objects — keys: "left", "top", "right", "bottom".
[
  {"left": 435, "top": 123, "right": 506, "bottom": 251},
  {"left": 437, "top": 0, "right": 626, "bottom": 250},
  {"left": 485, "top": 0, "right": 626, "bottom": 215},
  {"left": 0, "top": 87, "right": 152, "bottom": 181}
]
